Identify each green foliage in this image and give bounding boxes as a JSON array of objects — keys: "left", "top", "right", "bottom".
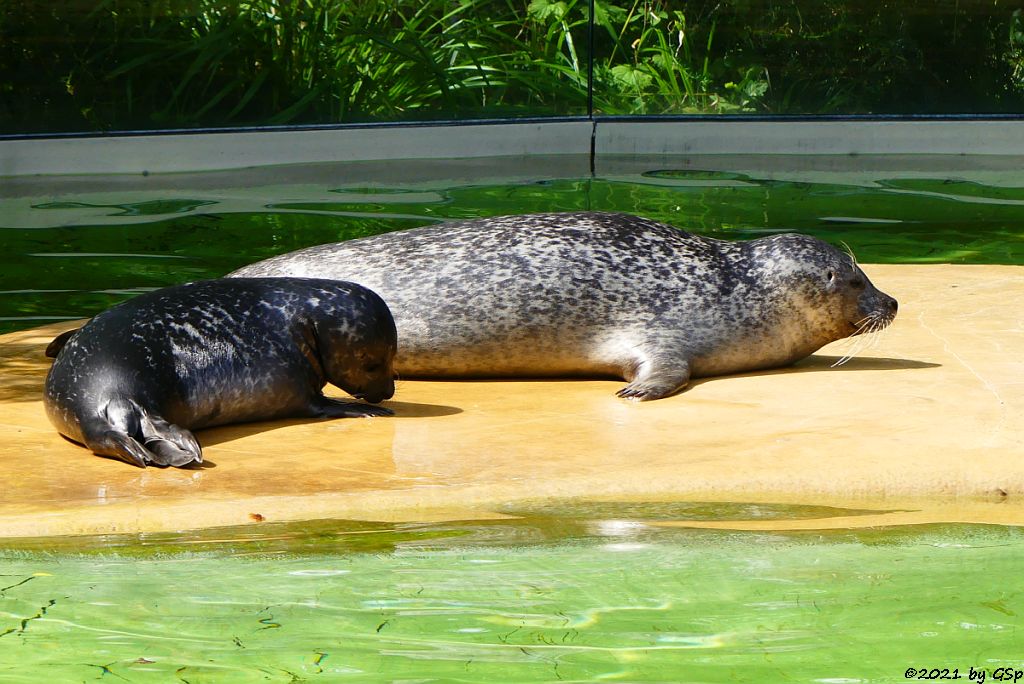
[
  {"left": 588, "top": 2, "right": 768, "bottom": 114},
  {"left": 719, "top": 0, "right": 1024, "bottom": 114},
  {"left": 1, "top": 0, "right": 1023, "bottom": 133},
  {"left": 0, "top": 0, "right": 594, "bottom": 132}
]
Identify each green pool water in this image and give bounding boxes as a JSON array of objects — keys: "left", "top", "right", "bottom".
[
  {"left": 2, "top": 157, "right": 1024, "bottom": 334},
  {"left": 1, "top": 509, "right": 1022, "bottom": 682}
]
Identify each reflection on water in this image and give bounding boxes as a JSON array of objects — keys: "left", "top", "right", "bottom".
[
  {"left": 3, "top": 159, "right": 1024, "bottom": 333},
  {"left": 32, "top": 198, "right": 219, "bottom": 216},
  {"left": 0, "top": 513, "right": 1022, "bottom": 681}
]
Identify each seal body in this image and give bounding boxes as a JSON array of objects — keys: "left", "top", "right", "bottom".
[
  {"left": 230, "top": 212, "right": 897, "bottom": 400},
  {"left": 44, "top": 278, "right": 397, "bottom": 467}
]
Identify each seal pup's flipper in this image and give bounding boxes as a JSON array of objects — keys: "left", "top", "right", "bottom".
[
  {"left": 309, "top": 396, "right": 394, "bottom": 418},
  {"left": 617, "top": 356, "right": 691, "bottom": 401},
  {"left": 92, "top": 430, "right": 154, "bottom": 468},
  {"left": 139, "top": 414, "right": 203, "bottom": 467},
  {"left": 45, "top": 328, "right": 79, "bottom": 358},
  {"left": 83, "top": 397, "right": 202, "bottom": 468}
]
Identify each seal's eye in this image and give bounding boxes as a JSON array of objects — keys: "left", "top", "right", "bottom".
[
  {"left": 850, "top": 277, "right": 865, "bottom": 290},
  {"left": 365, "top": 362, "right": 382, "bottom": 374}
]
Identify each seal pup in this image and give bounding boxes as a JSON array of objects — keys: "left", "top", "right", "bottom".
[
  {"left": 229, "top": 211, "right": 898, "bottom": 401},
  {"left": 44, "top": 278, "right": 397, "bottom": 467}
]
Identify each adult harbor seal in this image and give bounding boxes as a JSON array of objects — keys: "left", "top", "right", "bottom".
[
  {"left": 229, "top": 212, "right": 898, "bottom": 401},
  {"left": 44, "top": 278, "right": 397, "bottom": 467}
]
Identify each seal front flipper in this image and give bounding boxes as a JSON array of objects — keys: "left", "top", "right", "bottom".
[
  {"left": 309, "top": 396, "right": 394, "bottom": 418},
  {"left": 617, "top": 356, "right": 691, "bottom": 401}
]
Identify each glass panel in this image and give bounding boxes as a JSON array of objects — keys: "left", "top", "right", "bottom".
[
  {"left": 1, "top": 0, "right": 1022, "bottom": 135},
  {"left": 0, "top": 0, "right": 592, "bottom": 135},
  {"left": 592, "top": 0, "right": 1024, "bottom": 115}
]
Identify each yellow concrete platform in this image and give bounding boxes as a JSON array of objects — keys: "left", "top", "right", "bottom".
[{"left": 1, "top": 264, "right": 1022, "bottom": 538}]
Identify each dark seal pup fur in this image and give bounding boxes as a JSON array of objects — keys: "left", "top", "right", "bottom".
[
  {"left": 229, "top": 212, "right": 898, "bottom": 401},
  {"left": 44, "top": 278, "right": 397, "bottom": 468}
]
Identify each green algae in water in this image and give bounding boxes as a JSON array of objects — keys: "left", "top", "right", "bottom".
[
  {"left": 498, "top": 499, "right": 903, "bottom": 521},
  {"left": 0, "top": 520, "right": 1022, "bottom": 682}
]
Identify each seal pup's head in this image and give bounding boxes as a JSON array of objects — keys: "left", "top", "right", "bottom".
[
  {"left": 745, "top": 233, "right": 898, "bottom": 349},
  {"left": 312, "top": 285, "right": 398, "bottom": 404}
]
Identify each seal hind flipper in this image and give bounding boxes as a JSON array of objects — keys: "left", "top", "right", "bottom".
[
  {"left": 45, "top": 328, "right": 79, "bottom": 358},
  {"left": 139, "top": 415, "right": 203, "bottom": 467},
  {"left": 83, "top": 397, "right": 202, "bottom": 468},
  {"left": 309, "top": 396, "right": 394, "bottom": 418},
  {"left": 91, "top": 430, "right": 155, "bottom": 468},
  {"left": 144, "top": 439, "right": 202, "bottom": 467}
]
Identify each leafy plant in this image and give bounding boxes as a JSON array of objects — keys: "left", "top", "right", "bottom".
[{"left": 1, "top": 0, "right": 1023, "bottom": 134}]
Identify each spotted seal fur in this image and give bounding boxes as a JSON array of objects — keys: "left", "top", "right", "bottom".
[
  {"left": 229, "top": 212, "right": 898, "bottom": 400},
  {"left": 44, "top": 278, "right": 397, "bottom": 467}
]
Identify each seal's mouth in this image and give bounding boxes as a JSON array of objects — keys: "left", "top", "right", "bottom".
[
  {"left": 849, "top": 296, "right": 898, "bottom": 337},
  {"left": 848, "top": 310, "right": 897, "bottom": 337},
  {"left": 849, "top": 314, "right": 891, "bottom": 336},
  {"left": 352, "top": 384, "right": 396, "bottom": 404},
  {"left": 832, "top": 299, "right": 899, "bottom": 368}
]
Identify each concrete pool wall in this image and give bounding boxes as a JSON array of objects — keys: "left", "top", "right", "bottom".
[{"left": 5, "top": 118, "right": 1024, "bottom": 177}]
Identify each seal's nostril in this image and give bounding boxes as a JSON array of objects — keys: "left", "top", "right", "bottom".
[{"left": 889, "top": 299, "right": 899, "bottom": 313}]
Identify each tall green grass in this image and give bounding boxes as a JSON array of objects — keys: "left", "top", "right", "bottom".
[
  {"left": 1, "top": 0, "right": 1022, "bottom": 134},
  {"left": 0, "top": 0, "right": 766, "bottom": 132}
]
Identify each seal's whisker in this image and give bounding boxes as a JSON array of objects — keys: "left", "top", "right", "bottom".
[
  {"left": 829, "top": 319, "right": 870, "bottom": 362},
  {"left": 832, "top": 338, "right": 869, "bottom": 367},
  {"left": 866, "top": 316, "right": 894, "bottom": 352},
  {"left": 831, "top": 316, "right": 883, "bottom": 367},
  {"left": 832, "top": 342, "right": 867, "bottom": 367},
  {"left": 849, "top": 317, "right": 874, "bottom": 339},
  {"left": 833, "top": 311, "right": 895, "bottom": 368},
  {"left": 831, "top": 352, "right": 855, "bottom": 367},
  {"left": 830, "top": 339, "right": 861, "bottom": 367},
  {"left": 859, "top": 323, "right": 884, "bottom": 353},
  {"left": 839, "top": 240, "right": 859, "bottom": 268}
]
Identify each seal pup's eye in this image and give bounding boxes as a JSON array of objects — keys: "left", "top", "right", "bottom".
[
  {"left": 849, "top": 277, "right": 865, "bottom": 290},
  {"left": 364, "top": 362, "right": 382, "bottom": 374}
]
